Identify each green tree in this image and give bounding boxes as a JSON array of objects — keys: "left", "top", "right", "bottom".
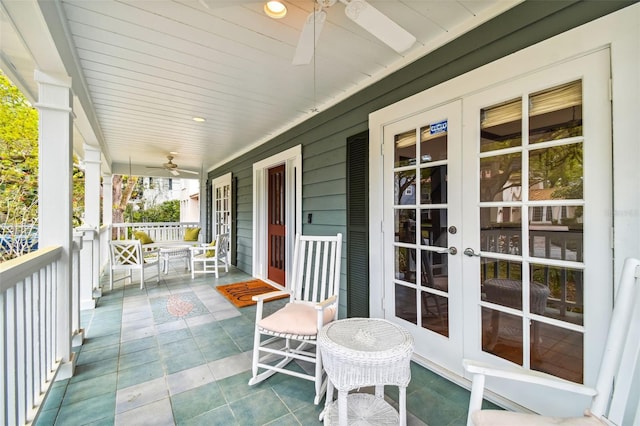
[
  {"left": 0, "top": 70, "right": 39, "bottom": 261},
  {"left": 0, "top": 71, "right": 86, "bottom": 261},
  {"left": 133, "top": 199, "right": 180, "bottom": 223}
]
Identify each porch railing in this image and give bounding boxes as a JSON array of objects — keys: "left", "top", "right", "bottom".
[
  {"left": 111, "top": 221, "right": 200, "bottom": 242},
  {"left": 0, "top": 246, "right": 65, "bottom": 425}
]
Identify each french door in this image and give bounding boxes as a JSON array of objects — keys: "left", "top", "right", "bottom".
[
  {"left": 212, "top": 172, "right": 232, "bottom": 240},
  {"left": 383, "top": 101, "right": 464, "bottom": 372},
  {"left": 380, "top": 49, "right": 612, "bottom": 414},
  {"left": 267, "top": 164, "right": 286, "bottom": 285}
]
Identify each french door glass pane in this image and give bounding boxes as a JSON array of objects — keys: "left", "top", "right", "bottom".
[
  {"left": 480, "top": 207, "right": 521, "bottom": 255},
  {"left": 529, "top": 144, "right": 583, "bottom": 199},
  {"left": 480, "top": 98, "right": 522, "bottom": 152},
  {"left": 395, "top": 129, "right": 416, "bottom": 167},
  {"left": 479, "top": 153, "right": 522, "bottom": 202},
  {"left": 396, "top": 209, "right": 416, "bottom": 244},
  {"left": 420, "top": 166, "right": 447, "bottom": 204},
  {"left": 395, "top": 171, "right": 416, "bottom": 205},
  {"left": 529, "top": 80, "right": 582, "bottom": 144}
]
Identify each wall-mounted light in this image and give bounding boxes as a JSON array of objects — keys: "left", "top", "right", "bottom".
[
  {"left": 192, "top": 117, "right": 206, "bottom": 122},
  {"left": 264, "top": 1, "right": 287, "bottom": 19}
]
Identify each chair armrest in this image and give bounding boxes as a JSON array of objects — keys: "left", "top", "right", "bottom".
[
  {"left": 463, "top": 359, "right": 597, "bottom": 397},
  {"left": 189, "top": 246, "right": 209, "bottom": 254},
  {"left": 315, "top": 295, "right": 337, "bottom": 310},
  {"left": 252, "top": 290, "right": 290, "bottom": 302}
]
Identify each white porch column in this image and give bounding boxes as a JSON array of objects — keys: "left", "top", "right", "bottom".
[
  {"left": 81, "top": 145, "right": 102, "bottom": 307},
  {"left": 103, "top": 173, "right": 113, "bottom": 229},
  {"left": 35, "top": 69, "right": 76, "bottom": 379}
]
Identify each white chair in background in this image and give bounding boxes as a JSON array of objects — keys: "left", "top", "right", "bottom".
[
  {"left": 108, "top": 239, "right": 160, "bottom": 290},
  {"left": 249, "top": 233, "right": 343, "bottom": 405},
  {"left": 190, "top": 232, "right": 230, "bottom": 278},
  {"left": 464, "top": 257, "right": 640, "bottom": 426}
]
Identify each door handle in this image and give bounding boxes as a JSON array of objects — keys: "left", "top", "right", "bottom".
[
  {"left": 436, "top": 247, "right": 457, "bottom": 255},
  {"left": 463, "top": 248, "right": 481, "bottom": 257}
]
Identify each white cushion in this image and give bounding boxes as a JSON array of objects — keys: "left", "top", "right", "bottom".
[
  {"left": 472, "top": 410, "right": 607, "bottom": 426},
  {"left": 258, "top": 302, "right": 335, "bottom": 336}
]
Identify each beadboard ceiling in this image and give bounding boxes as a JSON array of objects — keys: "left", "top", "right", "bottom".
[{"left": 1, "top": 0, "right": 519, "bottom": 177}]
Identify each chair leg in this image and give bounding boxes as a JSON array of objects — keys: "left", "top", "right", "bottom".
[
  {"left": 140, "top": 269, "right": 144, "bottom": 290},
  {"left": 110, "top": 269, "right": 113, "bottom": 290},
  {"left": 191, "top": 259, "right": 195, "bottom": 279},
  {"left": 214, "top": 258, "right": 219, "bottom": 278}
]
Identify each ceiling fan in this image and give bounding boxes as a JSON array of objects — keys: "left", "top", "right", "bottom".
[
  {"left": 146, "top": 155, "right": 199, "bottom": 176},
  {"left": 292, "top": 0, "right": 416, "bottom": 65}
]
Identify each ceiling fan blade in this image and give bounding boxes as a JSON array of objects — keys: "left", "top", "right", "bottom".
[
  {"left": 342, "top": 0, "right": 416, "bottom": 53},
  {"left": 169, "top": 169, "right": 180, "bottom": 176},
  {"left": 292, "top": 10, "right": 327, "bottom": 65},
  {"left": 176, "top": 169, "right": 200, "bottom": 175}
]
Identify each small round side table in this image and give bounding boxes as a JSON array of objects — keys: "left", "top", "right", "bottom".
[{"left": 318, "top": 318, "right": 414, "bottom": 426}]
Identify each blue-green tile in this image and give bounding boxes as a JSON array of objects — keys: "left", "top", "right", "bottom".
[
  {"left": 171, "top": 381, "right": 226, "bottom": 423},
  {"left": 62, "top": 372, "right": 117, "bottom": 405},
  {"left": 77, "top": 343, "right": 120, "bottom": 365},
  {"left": 159, "top": 337, "right": 200, "bottom": 358},
  {"left": 41, "top": 383, "right": 67, "bottom": 411},
  {"left": 163, "top": 348, "right": 207, "bottom": 374},
  {"left": 34, "top": 407, "right": 59, "bottom": 426},
  {"left": 117, "top": 359, "right": 165, "bottom": 389},
  {"left": 229, "top": 388, "right": 290, "bottom": 426},
  {"left": 217, "top": 371, "right": 259, "bottom": 403},
  {"left": 157, "top": 327, "right": 192, "bottom": 345},
  {"left": 120, "top": 335, "right": 158, "bottom": 355},
  {"left": 56, "top": 392, "right": 116, "bottom": 425},
  {"left": 179, "top": 403, "right": 239, "bottom": 426},
  {"left": 200, "top": 340, "right": 241, "bottom": 362},
  {"left": 119, "top": 346, "right": 161, "bottom": 370},
  {"left": 292, "top": 402, "right": 324, "bottom": 425},
  {"left": 69, "top": 357, "right": 118, "bottom": 383}
]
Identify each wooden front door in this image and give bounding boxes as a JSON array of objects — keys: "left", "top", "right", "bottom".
[{"left": 268, "top": 165, "right": 286, "bottom": 285}]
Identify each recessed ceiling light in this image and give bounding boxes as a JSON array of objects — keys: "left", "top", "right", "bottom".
[
  {"left": 264, "top": 1, "right": 287, "bottom": 19},
  {"left": 192, "top": 117, "right": 206, "bottom": 122}
]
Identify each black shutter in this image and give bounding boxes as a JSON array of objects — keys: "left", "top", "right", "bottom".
[{"left": 346, "top": 131, "right": 369, "bottom": 317}]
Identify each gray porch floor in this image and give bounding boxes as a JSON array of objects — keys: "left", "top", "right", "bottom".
[{"left": 35, "top": 261, "right": 478, "bottom": 426}]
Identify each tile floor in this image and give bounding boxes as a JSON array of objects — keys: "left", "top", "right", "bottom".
[{"left": 34, "top": 260, "right": 480, "bottom": 426}]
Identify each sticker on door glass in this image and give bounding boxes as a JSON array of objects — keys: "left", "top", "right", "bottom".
[{"left": 430, "top": 120, "right": 448, "bottom": 135}]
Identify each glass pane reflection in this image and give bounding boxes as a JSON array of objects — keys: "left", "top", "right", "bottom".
[
  {"left": 480, "top": 98, "right": 522, "bottom": 152},
  {"left": 420, "top": 209, "right": 447, "bottom": 247},
  {"left": 421, "top": 166, "right": 447, "bottom": 204},
  {"left": 529, "top": 80, "right": 583, "bottom": 144},
  {"left": 395, "top": 209, "right": 416, "bottom": 244},
  {"left": 531, "top": 263, "right": 584, "bottom": 325},
  {"left": 480, "top": 153, "right": 521, "bottom": 202},
  {"left": 529, "top": 144, "right": 583, "bottom": 199},
  {"left": 480, "top": 207, "right": 521, "bottom": 255},
  {"left": 395, "top": 171, "right": 416, "bottom": 205},
  {"left": 531, "top": 321, "right": 583, "bottom": 383},
  {"left": 395, "top": 284, "right": 416, "bottom": 325},
  {"left": 421, "top": 291, "right": 449, "bottom": 337},
  {"left": 420, "top": 124, "right": 447, "bottom": 163},
  {"left": 396, "top": 246, "right": 416, "bottom": 284},
  {"left": 482, "top": 307, "right": 523, "bottom": 365},
  {"left": 395, "top": 129, "right": 416, "bottom": 167}
]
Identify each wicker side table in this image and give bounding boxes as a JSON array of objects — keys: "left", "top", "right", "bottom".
[{"left": 318, "top": 318, "right": 414, "bottom": 426}]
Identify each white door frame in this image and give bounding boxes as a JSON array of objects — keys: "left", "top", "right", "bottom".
[{"left": 252, "top": 145, "right": 302, "bottom": 286}]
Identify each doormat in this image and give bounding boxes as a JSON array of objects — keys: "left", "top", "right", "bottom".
[{"left": 217, "top": 279, "right": 288, "bottom": 308}]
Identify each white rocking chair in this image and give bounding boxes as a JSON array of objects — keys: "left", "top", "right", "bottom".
[
  {"left": 464, "top": 257, "right": 640, "bottom": 426},
  {"left": 249, "top": 233, "right": 343, "bottom": 404}
]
